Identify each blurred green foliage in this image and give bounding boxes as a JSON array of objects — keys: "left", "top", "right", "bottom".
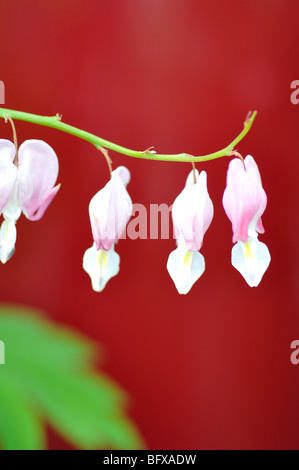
[{"left": 0, "top": 305, "right": 145, "bottom": 450}]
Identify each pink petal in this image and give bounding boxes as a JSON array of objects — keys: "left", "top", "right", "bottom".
[
  {"left": 245, "top": 155, "right": 266, "bottom": 234},
  {"left": 26, "top": 184, "right": 60, "bottom": 221},
  {"left": 17, "top": 140, "right": 59, "bottom": 220},
  {"left": 222, "top": 157, "right": 267, "bottom": 243},
  {"left": 0, "top": 139, "right": 18, "bottom": 214}
]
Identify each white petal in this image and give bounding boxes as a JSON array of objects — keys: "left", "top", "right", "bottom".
[
  {"left": 231, "top": 238, "right": 271, "bottom": 287},
  {"left": 82, "top": 242, "right": 120, "bottom": 292},
  {"left": 167, "top": 241, "right": 205, "bottom": 294},
  {"left": 2, "top": 179, "right": 21, "bottom": 222},
  {"left": 0, "top": 219, "right": 17, "bottom": 264},
  {"left": 114, "top": 166, "right": 131, "bottom": 187}
]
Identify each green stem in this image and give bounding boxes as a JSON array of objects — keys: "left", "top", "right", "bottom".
[{"left": 0, "top": 108, "right": 257, "bottom": 163}]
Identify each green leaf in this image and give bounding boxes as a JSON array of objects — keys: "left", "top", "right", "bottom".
[
  {"left": 0, "top": 369, "right": 45, "bottom": 450},
  {"left": 0, "top": 304, "right": 145, "bottom": 450}
]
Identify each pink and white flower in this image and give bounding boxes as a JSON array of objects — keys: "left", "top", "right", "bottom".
[
  {"left": 167, "top": 169, "right": 214, "bottom": 294},
  {"left": 83, "top": 166, "right": 133, "bottom": 292},
  {"left": 0, "top": 139, "right": 60, "bottom": 263},
  {"left": 222, "top": 155, "right": 270, "bottom": 286}
]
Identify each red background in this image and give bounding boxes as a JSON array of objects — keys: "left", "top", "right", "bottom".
[{"left": 0, "top": 0, "right": 298, "bottom": 449}]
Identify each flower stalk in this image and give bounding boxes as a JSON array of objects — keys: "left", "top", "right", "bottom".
[{"left": 0, "top": 107, "right": 257, "bottom": 163}]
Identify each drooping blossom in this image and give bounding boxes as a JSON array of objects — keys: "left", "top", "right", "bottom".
[
  {"left": 167, "top": 169, "right": 214, "bottom": 294},
  {"left": 83, "top": 166, "right": 133, "bottom": 292},
  {"left": 222, "top": 155, "right": 270, "bottom": 286},
  {"left": 0, "top": 139, "right": 60, "bottom": 263}
]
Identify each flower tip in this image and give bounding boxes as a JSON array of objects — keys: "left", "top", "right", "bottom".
[
  {"left": 244, "top": 110, "right": 252, "bottom": 125},
  {"left": 244, "top": 110, "right": 257, "bottom": 125}
]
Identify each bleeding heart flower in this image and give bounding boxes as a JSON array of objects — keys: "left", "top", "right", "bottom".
[
  {"left": 0, "top": 139, "right": 60, "bottom": 263},
  {"left": 83, "top": 166, "right": 133, "bottom": 292},
  {"left": 167, "top": 169, "right": 214, "bottom": 294},
  {"left": 222, "top": 155, "right": 270, "bottom": 286}
]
